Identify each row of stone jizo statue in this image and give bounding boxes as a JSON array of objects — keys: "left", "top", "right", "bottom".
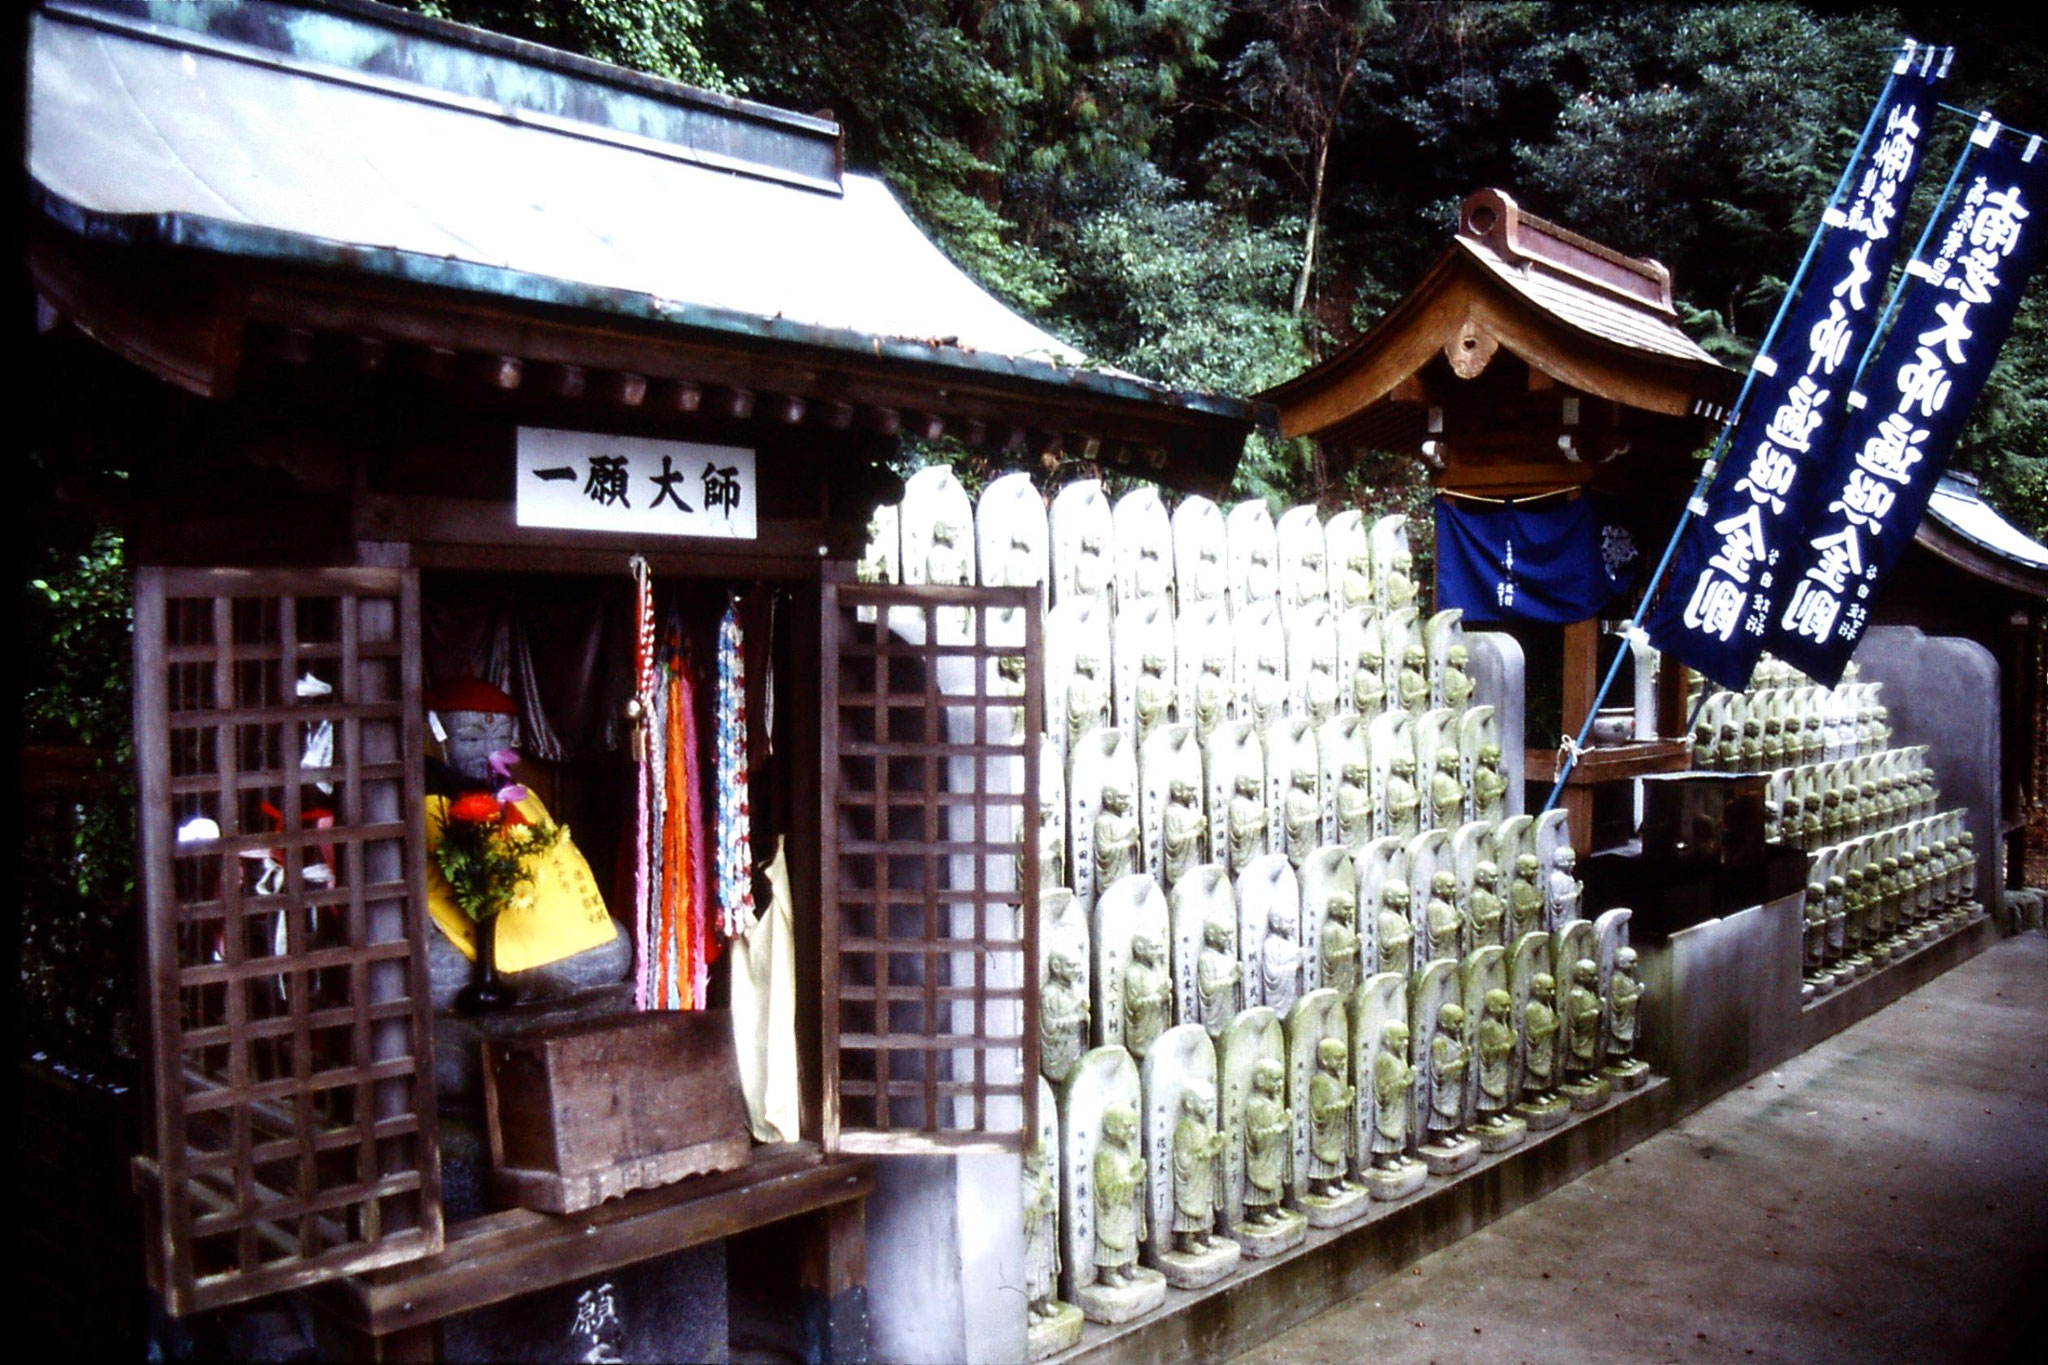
[
  {"left": 871, "top": 467, "right": 1424, "bottom": 624},
  {"left": 1690, "top": 657, "right": 1893, "bottom": 773},
  {"left": 1050, "top": 700, "right": 1509, "bottom": 907},
  {"left": 1764, "top": 748, "right": 1938, "bottom": 852},
  {"left": 1802, "top": 809, "right": 1981, "bottom": 999},
  {"left": 1039, "top": 809, "right": 1586, "bottom": 1078},
  {"left": 1021, "top": 906, "right": 1644, "bottom": 1351}
]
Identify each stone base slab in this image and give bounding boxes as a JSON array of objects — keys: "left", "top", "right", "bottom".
[
  {"left": 1418, "top": 1134, "right": 1480, "bottom": 1176},
  {"left": 1515, "top": 1095, "right": 1569, "bottom": 1130},
  {"left": 1603, "top": 1058, "right": 1650, "bottom": 1092},
  {"left": 1362, "top": 1158, "right": 1427, "bottom": 1201},
  {"left": 1074, "top": 1269, "right": 1166, "bottom": 1325},
  {"left": 1157, "top": 1238, "right": 1240, "bottom": 1290},
  {"left": 1561, "top": 1076, "right": 1611, "bottom": 1111},
  {"left": 1300, "top": 1186, "right": 1370, "bottom": 1229},
  {"left": 1474, "top": 1114, "right": 1527, "bottom": 1152},
  {"left": 1231, "top": 1210, "right": 1306, "bottom": 1260},
  {"left": 1029, "top": 1303, "right": 1085, "bottom": 1360}
]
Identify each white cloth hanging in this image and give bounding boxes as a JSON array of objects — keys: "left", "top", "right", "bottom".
[{"left": 729, "top": 836, "right": 800, "bottom": 1143}]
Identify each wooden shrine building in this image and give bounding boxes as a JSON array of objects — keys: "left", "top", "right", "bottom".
[
  {"left": 23, "top": 0, "right": 1256, "bottom": 1358},
  {"left": 1259, "top": 188, "right": 1738, "bottom": 852}
]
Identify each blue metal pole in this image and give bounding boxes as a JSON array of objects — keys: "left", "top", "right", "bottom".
[{"left": 1538, "top": 43, "right": 1926, "bottom": 817}]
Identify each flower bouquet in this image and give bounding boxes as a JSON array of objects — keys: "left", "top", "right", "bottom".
[{"left": 433, "top": 788, "right": 564, "bottom": 1012}]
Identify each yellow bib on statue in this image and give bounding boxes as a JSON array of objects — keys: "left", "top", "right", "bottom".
[{"left": 425, "top": 793, "right": 617, "bottom": 974}]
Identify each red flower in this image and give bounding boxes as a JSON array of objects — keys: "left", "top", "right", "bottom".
[{"left": 448, "top": 792, "right": 503, "bottom": 824}]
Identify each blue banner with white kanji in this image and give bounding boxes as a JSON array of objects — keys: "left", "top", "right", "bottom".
[
  {"left": 1764, "top": 134, "right": 2048, "bottom": 682},
  {"left": 1434, "top": 494, "right": 1639, "bottom": 624},
  {"left": 1644, "top": 54, "right": 1942, "bottom": 689}
]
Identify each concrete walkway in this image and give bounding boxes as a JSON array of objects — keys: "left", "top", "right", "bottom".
[{"left": 1229, "top": 931, "right": 2048, "bottom": 1365}]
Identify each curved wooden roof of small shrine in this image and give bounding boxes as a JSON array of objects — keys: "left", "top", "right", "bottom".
[{"left": 1260, "top": 189, "right": 1737, "bottom": 443}]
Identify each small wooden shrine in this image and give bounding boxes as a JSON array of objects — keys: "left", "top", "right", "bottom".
[
  {"left": 24, "top": 1, "right": 1256, "bottom": 1358},
  {"left": 1259, "top": 188, "right": 1739, "bottom": 852}
]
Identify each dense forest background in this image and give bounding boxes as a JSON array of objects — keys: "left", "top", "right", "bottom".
[{"left": 21, "top": 0, "right": 2048, "bottom": 1061}]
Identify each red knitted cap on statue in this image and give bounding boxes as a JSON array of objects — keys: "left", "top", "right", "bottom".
[{"left": 424, "top": 675, "right": 518, "bottom": 715}]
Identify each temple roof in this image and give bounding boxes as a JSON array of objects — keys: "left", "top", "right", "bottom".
[
  {"left": 1259, "top": 189, "right": 1735, "bottom": 485},
  {"left": 26, "top": 0, "right": 1257, "bottom": 491},
  {"left": 1917, "top": 473, "right": 2048, "bottom": 596}
]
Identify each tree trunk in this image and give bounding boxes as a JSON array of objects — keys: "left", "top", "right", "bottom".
[{"left": 1292, "top": 132, "right": 1332, "bottom": 317}]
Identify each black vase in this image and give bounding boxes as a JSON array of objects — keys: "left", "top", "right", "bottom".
[{"left": 456, "top": 913, "right": 516, "bottom": 1014}]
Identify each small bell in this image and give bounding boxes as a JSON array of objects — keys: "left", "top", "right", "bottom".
[{"left": 625, "top": 694, "right": 648, "bottom": 762}]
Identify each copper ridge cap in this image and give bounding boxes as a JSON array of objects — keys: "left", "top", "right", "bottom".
[{"left": 1459, "top": 188, "right": 1677, "bottom": 317}]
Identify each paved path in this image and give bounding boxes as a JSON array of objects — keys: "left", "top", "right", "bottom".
[{"left": 1229, "top": 931, "right": 2048, "bottom": 1365}]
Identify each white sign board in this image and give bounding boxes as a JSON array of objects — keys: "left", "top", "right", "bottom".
[{"left": 516, "top": 428, "right": 757, "bottom": 539}]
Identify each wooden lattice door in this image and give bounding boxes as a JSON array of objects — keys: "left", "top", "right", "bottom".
[
  {"left": 822, "top": 583, "right": 1040, "bottom": 1152},
  {"left": 132, "top": 566, "right": 442, "bottom": 1314}
]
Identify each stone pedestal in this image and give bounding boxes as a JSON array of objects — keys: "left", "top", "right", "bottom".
[
  {"left": 1232, "top": 1209, "right": 1307, "bottom": 1259},
  {"left": 1157, "top": 1237, "right": 1240, "bottom": 1289},
  {"left": 1514, "top": 1094, "right": 1569, "bottom": 1131},
  {"left": 1300, "top": 1184, "right": 1370, "bottom": 1228},
  {"left": 1418, "top": 1133, "right": 1480, "bottom": 1176},
  {"left": 1027, "top": 1303, "right": 1083, "bottom": 1360},
  {"left": 1473, "top": 1113, "right": 1527, "bottom": 1153},
  {"left": 1363, "top": 1157, "right": 1427, "bottom": 1200},
  {"left": 1075, "top": 1267, "right": 1167, "bottom": 1324},
  {"left": 1561, "top": 1074, "right": 1611, "bottom": 1111},
  {"left": 1602, "top": 1058, "right": 1650, "bottom": 1092}
]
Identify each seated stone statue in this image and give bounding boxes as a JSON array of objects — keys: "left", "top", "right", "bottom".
[{"left": 422, "top": 677, "right": 627, "bottom": 1012}]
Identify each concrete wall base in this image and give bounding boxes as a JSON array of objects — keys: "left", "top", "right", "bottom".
[{"left": 1050, "top": 1078, "right": 1676, "bottom": 1365}]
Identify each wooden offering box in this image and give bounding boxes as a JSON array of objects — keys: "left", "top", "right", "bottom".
[{"left": 483, "top": 1010, "right": 751, "bottom": 1214}]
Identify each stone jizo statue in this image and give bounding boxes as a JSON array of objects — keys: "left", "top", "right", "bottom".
[
  {"left": 1509, "top": 854, "right": 1545, "bottom": 941},
  {"left": 1320, "top": 890, "right": 1360, "bottom": 998},
  {"left": 1171, "top": 1085, "right": 1229, "bottom": 1255},
  {"left": 1547, "top": 846, "right": 1583, "bottom": 926},
  {"left": 1094, "top": 784, "right": 1139, "bottom": 888},
  {"left": 1397, "top": 646, "right": 1429, "bottom": 713},
  {"left": 1565, "top": 958, "right": 1601, "bottom": 1079},
  {"left": 1284, "top": 766, "right": 1320, "bottom": 864},
  {"left": 1196, "top": 913, "right": 1241, "bottom": 1036},
  {"left": 1370, "top": 1021, "right": 1417, "bottom": 1165},
  {"left": 1228, "top": 773, "right": 1268, "bottom": 870},
  {"left": 1523, "top": 973, "right": 1560, "bottom": 1100},
  {"left": 1442, "top": 644, "right": 1475, "bottom": 710},
  {"left": 1426, "top": 869, "right": 1464, "bottom": 960},
  {"left": 1336, "top": 761, "right": 1373, "bottom": 847},
  {"left": 1135, "top": 652, "right": 1173, "bottom": 745},
  {"left": 1024, "top": 1139, "right": 1061, "bottom": 1321},
  {"left": 1262, "top": 901, "right": 1304, "bottom": 1014},
  {"left": 1468, "top": 860, "right": 1505, "bottom": 947},
  {"left": 1067, "top": 653, "right": 1109, "bottom": 754},
  {"left": 1427, "top": 1002, "right": 1469, "bottom": 1140},
  {"left": 1092, "top": 1104, "right": 1146, "bottom": 1285},
  {"left": 1162, "top": 779, "right": 1206, "bottom": 888},
  {"left": 1377, "top": 881, "right": 1414, "bottom": 974},
  {"left": 1123, "top": 933, "right": 1172, "bottom": 1058},
  {"left": 1252, "top": 651, "right": 1287, "bottom": 731},
  {"left": 1607, "top": 947, "right": 1642, "bottom": 1064},
  {"left": 1195, "top": 651, "right": 1231, "bottom": 745},
  {"left": 1307, "top": 1037, "right": 1356, "bottom": 1197},
  {"left": 1354, "top": 645, "right": 1386, "bottom": 714},
  {"left": 1243, "top": 1059, "right": 1293, "bottom": 1226},
  {"left": 1386, "top": 549, "right": 1417, "bottom": 612},
  {"left": 1386, "top": 754, "right": 1421, "bottom": 840},
  {"left": 1429, "top": 746, "right": 1465, "bottom": 830},
  {"left": 1040, "top": 950, "right": 1089, "bottom": 1083},
  {"left": 1473, "top": 743, "right": 1507, "bottom": 823},
  {"left": 1476, "top": 987, "right": 1515, "bottom": 1119}
]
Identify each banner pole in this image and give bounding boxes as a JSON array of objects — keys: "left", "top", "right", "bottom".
[{"left": 1538, "top": 44, "right": 1923, "bottom": 818}]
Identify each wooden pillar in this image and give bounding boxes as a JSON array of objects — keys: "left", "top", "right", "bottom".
[
  {"left": 1559, "top": 618, "right": 1601, "bottom": 858},
  {"left": 797, "top": 1198, "right": 869, "bottom": 1365},
  {"left": 1657, "top": 651, "right": 1690, "bottom": 743}
]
